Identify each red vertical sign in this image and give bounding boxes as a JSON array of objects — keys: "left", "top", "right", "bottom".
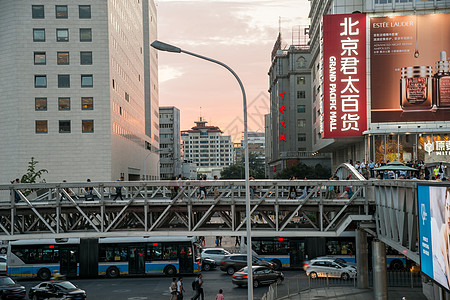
[{"left": 323, "top": 14, "right": 366, "bottom": 137}]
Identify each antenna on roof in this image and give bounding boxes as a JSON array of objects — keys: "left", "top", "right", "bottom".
[{"left": 199, "top": 106, "right": 202, "bottom": 121}]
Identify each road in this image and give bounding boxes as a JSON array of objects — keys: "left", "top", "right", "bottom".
[{"left": 17, "top": 269, "right": 304, "bottom": 300}]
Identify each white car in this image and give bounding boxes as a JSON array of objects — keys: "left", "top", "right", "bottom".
[
  {"left": 201, "top": 248, "right": 231, "bottom": 263},
  {"left": 304, "top": 258, "right": 357, "bottom": 280},
  {"left": 0, "top": 255, "right": 7, "bottom": 275}
]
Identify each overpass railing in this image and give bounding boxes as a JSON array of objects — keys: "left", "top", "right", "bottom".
[{"left": 0, "top": 179, "right": 372, "bottom": 240}]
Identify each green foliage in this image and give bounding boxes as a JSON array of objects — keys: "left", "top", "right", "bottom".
[
  {"left": 21, "top": 157, "right": 48, "bottom": 184},
  {"left": 274, "top": 162, "right": 330, "bottom": 179},
  {"left": 221, "top": 153, "right": 266, "bottom": 179}
]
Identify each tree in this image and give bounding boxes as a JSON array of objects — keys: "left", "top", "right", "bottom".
[
  {"left": 274, "top": 162, "right": 330, "bottom": 179},
  {"left": 220, "top": 153, "right": 266, "bottom": 179},
  {"left": 21, "top": 157, "right": 48, "bottom": 183}
]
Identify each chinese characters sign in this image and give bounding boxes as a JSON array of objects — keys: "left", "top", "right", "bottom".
[
  {"left": 322, "top": 14, "right": 367, "bottom": 137},
  {"left": 279, "top": 90, "right": 287, "bottom": 141}
]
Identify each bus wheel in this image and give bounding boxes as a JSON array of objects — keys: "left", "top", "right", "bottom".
[
  {"left": 272, "top": 259, "right": 282, "bottom": 270},
  {"left": 309, "top": 272, "right": 317, "bottom": 279},
  {"left": 164, "top": 265, "right": 176, "bottom": 276},
  {"left": 106, "top": 267, "right": 120, "bottom": 278},
  {"left": 390, "top": 260, "right": 403, "bottom": 270},
  {"left": 37, "top": 268, "right": 51, "bottom": 281}
]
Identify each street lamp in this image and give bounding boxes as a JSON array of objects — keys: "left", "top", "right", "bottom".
[
  {"left": 151, "top": 40, "right": 253, "bottom": 300},
  {"left": 143, "top": 149, "right": 162, "bottom": 180}
]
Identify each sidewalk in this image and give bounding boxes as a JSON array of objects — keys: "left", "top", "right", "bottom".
[{"left": 288, "top": 287, "right": 426, "bottom": 300}]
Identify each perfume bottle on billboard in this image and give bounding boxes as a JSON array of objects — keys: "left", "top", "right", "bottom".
[
  {"left": 400, "top": 66, "right": 433, "bottom": 111},
  {"left": 434, "top": 51, "right": 450, "bottom": 108}
]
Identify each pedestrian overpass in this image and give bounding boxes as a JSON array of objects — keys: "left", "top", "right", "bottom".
[{"left": 0, "top": 176, "right": 421, "bottom": 263}]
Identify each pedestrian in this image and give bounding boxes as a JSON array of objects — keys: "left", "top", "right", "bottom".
[
  {"left": 170, "top": 277, "right": 177, "bottom": 300},
  {"left": 213, "top": 175, "right": 220, "bottom": 200},
  {"left": 85, "top": 179, "right": 94, "bottom": 201},
  {"left": 191, "top": 273, "right": 204, "bottom": 300},
  {"left": 215, "top": 237, "right": 219, "bottom": 247},
  {"left": 197, "top": 177, "right": 206, "bottom": 200},
  {"left": 235, "top": 236, "right": 240, "bottom": 247},
  {"left": 11, "top": 178, "right": 21, "bottom": 203},
  {"left": 114, "top": 176, "right": 124, "bottom": 200},
  {"left": 177, "top": 277, "right": 185, "bottom": 300},
  {"left": 218, "top": 236, "right": 222, "bottom": 247},
  {"left": 216, "top": 289, "right": 224, "bottom": 300}
]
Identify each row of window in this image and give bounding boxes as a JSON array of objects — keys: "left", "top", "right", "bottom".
[
  {"left": 35, "top": 97, "right": 93, "bottom": 111},
  {"left": 33, "top": 28, "right": 92, "bottom": 42},
  {"left": 34, "top": 51, "right": 92, "bottom": 65},
  {"left": 36, "top": 120, "right": 94, "bottom": 134},
  {"left": 35, "top": 75, "right": 93, "bottom": 88},
  {"left": 32, "top": 5, "right": 91, "bottom": 19}
]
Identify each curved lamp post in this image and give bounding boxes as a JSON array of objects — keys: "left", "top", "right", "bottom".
[{"left": 151, "top": 40, "right": 253, "bottom": 300}]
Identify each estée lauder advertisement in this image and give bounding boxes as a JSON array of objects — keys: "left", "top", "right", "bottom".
[{"left": 371, "top": 14, "right": 450, "bottom": 123}]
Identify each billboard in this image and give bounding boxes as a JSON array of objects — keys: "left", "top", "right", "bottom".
[
  {"left": 322, "top": 13, "right": 367, "bottom": 138},
  {"left": 371, "top": 14, "right": 450, "bottom": 123},
  {"left": 418, "top": 185, "right": 450, "bottom": 291}
]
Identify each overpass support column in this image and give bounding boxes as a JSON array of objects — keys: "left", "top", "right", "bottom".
[
  {"left": 373, "top": 240, "right": 388, "bottom": 300},
  {"left": 356, "top": 229, "right": 369, "bottom": 289}
]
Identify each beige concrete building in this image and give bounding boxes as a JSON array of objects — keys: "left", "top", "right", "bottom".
[{"left": 0, "top": 0, "right": 159, "bottom": 182}]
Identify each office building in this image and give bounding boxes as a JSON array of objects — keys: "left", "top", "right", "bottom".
[
  {"left": 266, "top": 29, "right": 331, "bottom": 178},
  {"left": 159, "top": 107, "right": 181, "bottom": 179},
  {"left": 0, "top": 1, "right": 159, "bottom": 182},
  {"left": 181, "top": 117, "right": 233, "bottom": 178}
]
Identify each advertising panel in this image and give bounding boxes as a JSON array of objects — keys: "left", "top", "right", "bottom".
[
  {"left": 371, "top": 14, "right": 450, "bottom": 123},
  {"left": 418, "top": 185, "right": 450, "bottom": 291},
  {"left": 322, "top": 13, "right": 367, "bottom": 137}
]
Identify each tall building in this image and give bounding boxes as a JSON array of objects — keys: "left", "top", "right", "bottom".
[
  {"left": 266, "top": 30, "right": 331, "bottom": 178},
  {"left": 0, "top": 1, "right": 159, "bottom": 182},
  {"left": 234, "top": 132, "right": 265, "bottom": 163},
  {"left": 181, "top": 118, "right": 233, "bottom": 178},
  {"left": 159, "top": 107, "right": 181, "bottom": 179},
  {"left": 310, "top": 0, "right": 450, "bottom": 171}
]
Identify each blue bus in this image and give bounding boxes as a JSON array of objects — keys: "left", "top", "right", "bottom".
[
  {"left": 7, "top": 236, "right": 200, "bottom": 280},
  {"left": 251, "top": 235, "right": 406, "bottom": 270}
]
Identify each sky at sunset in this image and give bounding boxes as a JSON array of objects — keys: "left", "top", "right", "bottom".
[{"left": 155, "top": 0, "right": 310, "bottom": 141}]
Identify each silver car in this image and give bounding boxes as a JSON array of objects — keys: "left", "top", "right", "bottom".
[
  {"left": 200, "top": 248, "right": 231, "bottom": 263},
  {"left": 304, "top": 259, "right": 357, "bottom": 280}
]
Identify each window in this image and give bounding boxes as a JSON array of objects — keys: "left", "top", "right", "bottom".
[
  {"left": 55, "top": 5, "right": 68, "bottom": 18},
  {"left": 33, "top": 29, "right": 45, "bottom": 42},
  {"left": 58, "top": 97, "right": 70, "bottom": 110},
  {"left": 79, "top": 28, "right": 92, "bottom": 42},
  {"left": 36, "top": 121, "right": 48, "bottom": 133},
  {"left": 80, "top": 51, "right": 92, "bottom": 65},
  {"left": 58, "top": 75, "right": 70, "bottom": 88},
  {"left": 298, "top": 133, "right": 306, "bottom": 142},
  {"left": 34, "top": 75, "right": 47, "bottom": 88},
  {"left": 32, "top": 5, "right": 44, "bottom": 19},
  {"left": 82, "top": 120, "right": 94, "bottom": 133},
  {"left": 34, "top": 52, "right": 46, "bottom": 65},
  {"left": 297, "top": 91, "right": 306, "bottom": 99},
  {"left": 297, "top": 105, "right": 306, "bottom": 113},
  {"left": 82, "top": 97, "right": 93, "bottom": 110},
  {"left": 297, "top": 119, "right": 306, "bottom": 128},
  {"left": 59, "top": 120, "right": 71, "bottom": 133},
  {"left": 81, "top": 75, "right": 93, "bottom": 87},
  {"left": 56, "top": 29, "right": 69, "bottom": 42},
  {"left": 79, "top": 5, "right": 91, "bottom": 18},
  {"left": 35, "top": 98, "right": 47, "bottom": 111},
  {"left": 297, "top": 76, "right": 306, "bottom": 85},
  {"left": 57, "top": 52, "right": 69, "bottom": 65}
]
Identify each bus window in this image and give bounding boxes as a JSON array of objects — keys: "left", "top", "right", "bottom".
[
  {"left": 163, "top": 245, "right": 178, "bottom": 260},
  {"left": 99, "top": 246, "right": 127, "bottom": 262}
]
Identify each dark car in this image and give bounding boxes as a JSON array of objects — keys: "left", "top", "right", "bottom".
[
  {"left": 28, "top": 281, "right": 86, "bottom": 300},
  {"left": 232, "top": 266, "right": 284, "bottom": 288},
  {"left": 220, "top": 254, "right": 275, "bottom": 275},
  {"left": 201, "top": 258, "right": 217, "bottom": 271},
  {"left": 0, "top": 276, "right": 26, "bottom": 299}
]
